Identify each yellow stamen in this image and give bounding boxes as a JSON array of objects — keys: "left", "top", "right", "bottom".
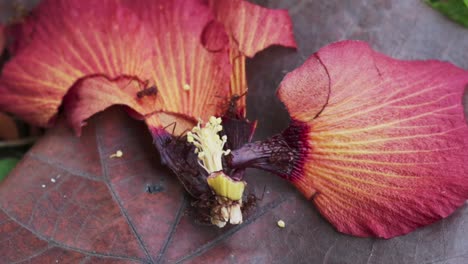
[
  {"left": 187, "top": 117, "right": 246, "bottom": 227},
  {"left": 187, "top": 116, "right": 230, "bottom": 174}
]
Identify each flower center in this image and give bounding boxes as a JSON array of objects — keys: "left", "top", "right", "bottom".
[
  {"left": 187, "top": 116, "right": 231, "bottom": 174},
  {"left": 187, "top": 116, "right": 246, "bottom": 227}
]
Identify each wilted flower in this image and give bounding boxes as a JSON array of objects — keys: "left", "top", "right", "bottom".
[
  {"left": 0, "top": 0, "right": 467, "bottom": 239},
  {"left": 0, "top": 0, "right": 295, "bottom": 227}
]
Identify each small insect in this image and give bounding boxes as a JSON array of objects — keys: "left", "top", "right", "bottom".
[
  {"left": 136, "top": 85, "right": 158, "bottom": 99},
  {"left": 225, "top": 90, "right": 248, "bottom": 117}
]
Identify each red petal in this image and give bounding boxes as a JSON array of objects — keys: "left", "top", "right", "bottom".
[
  {"left": 277, "top": 55, "right": 330, "bottom": 121},
  {"left": 120, "top": 0, "right": 231, "bottom": 130},
  {"left": 0, "top": 0, "right": 153, "bottom": 126},
  {"left": 201, "top": 20, "right": 229, "bottom": 53},
  {"left": 63, "top": 76, "right": 157, "bottom": 136},
  {"left": 278, "top": 40, "right": 468, "bottom": 238},
  {"left": 0, "top": 0, "right": 231, "bottom": 133},
  {"left": 209, "top": 0, "right": 296, "bottom": 57},
  {"left": 208, "top": 0, "right": 297, "bottom": 116}
]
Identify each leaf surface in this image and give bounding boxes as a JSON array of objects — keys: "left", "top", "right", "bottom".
[
  {"left": 0, "top": 158, "right": 19, "bottom": 181},
  {"left": 0, "top": 108, "right": 303, "bottom": 263},
  {"left": 426, "top": 0, "right": 468, "bottom": 27}
]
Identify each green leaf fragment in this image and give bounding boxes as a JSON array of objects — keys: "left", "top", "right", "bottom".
[
  {"left": 425, "top": 0, "right": 468, "bottom": 27},
  {"left": 0, "top": 158, "right": 19, "bottom": 182}
]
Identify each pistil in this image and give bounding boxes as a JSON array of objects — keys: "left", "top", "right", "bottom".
[{"left": 187, "top": 116, "right": 246, "bottom": 227}]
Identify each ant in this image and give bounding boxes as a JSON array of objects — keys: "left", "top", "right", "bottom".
[
  {"left": 136, "top": 80, "right": 158, "bottom": 99},
  {"left": 224, "top": 90, "right": 248, "bottom": 118}
]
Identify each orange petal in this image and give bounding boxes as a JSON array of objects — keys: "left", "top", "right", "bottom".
[
  {"left": 0, "top": 0, "right": 153, "bottom": 126},
  {"left": 207, "top": 0, "right": 297, "bottom": 116},
  {"left": 0, "top": 0, "right": 232, "bottom": 134},
  {"left": 121, "top": 0, "right": 231, "bottom": 131},
  {"left": 208, "top": 0, "right": 296, "bottom": 57},
  {"left": 278, "top": 40, "right": 468, "bottom": 238},
  {"left": 63, "top": 76, "right": 157, "bottom": 136},
  {"left": 227, "top": 43, "right": 248, "bottom": 116}
]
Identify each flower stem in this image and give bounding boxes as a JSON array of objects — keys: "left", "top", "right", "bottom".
[{"left": 228, "top": 121, "right": 310, "bottom": 180}]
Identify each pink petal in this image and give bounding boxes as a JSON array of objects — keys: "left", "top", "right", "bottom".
[
  {"left": 278, "top": 40, "right": 468, "bottom": 238},
  {"left": 63, "top": 76, "right": 156, "bottom": 136},
  {"left": 207, "top": 0, "right": 297, "bottom": 116},
  {"left": 209, "top": 0, "right": 296, "bottom": 57}
]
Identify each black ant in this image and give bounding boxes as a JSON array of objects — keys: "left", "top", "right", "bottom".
[
  {"left": 225, "top": 90, "right": 248, "bottom": 117},
  {"left": 162, "top": 121, "right": 191, "bottom": 138},
  {"left": 137, "top": 86, "right": 158, "bottom": 99},
  {"left": 136, "top": 80, "right": 158, "bottom": 99}
]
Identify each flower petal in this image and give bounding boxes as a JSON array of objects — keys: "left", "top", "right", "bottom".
[
  {"left": 0, "top": 0, "right": 232, "bottom": 134},
  {"left": 201, "top": 20, "right": 229, "bottom": 53},
  {"left": 276, "top": 55, "right": 330, "bottom": 122},
  {"left": 208, "top": 0, "right": 296, "bottom": 57},
  {"left": 208, "top": 0, "right": 297, "bottom": 116},
  {"left": 121, "top": 0, "right": 231, "bottom": 131},
  {"left": 278, "top": 40, "right": 468, "bottom": 238},
  {"left": 0, "top": 0, "right": 153, "bottom": 126},
  {"left": 63, "top": 76, "right": 157, "bottom": 136}
]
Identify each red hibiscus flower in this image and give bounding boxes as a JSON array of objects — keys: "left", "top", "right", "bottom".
[
  {"left": 0, "top": 0, "right": 467, "bottom": 239},
  {"left": 0, "top": 0, "right": 296, "bottom": 228},
  {"left": 0, "top": 0, "right": 295, "bottom": 131}
]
